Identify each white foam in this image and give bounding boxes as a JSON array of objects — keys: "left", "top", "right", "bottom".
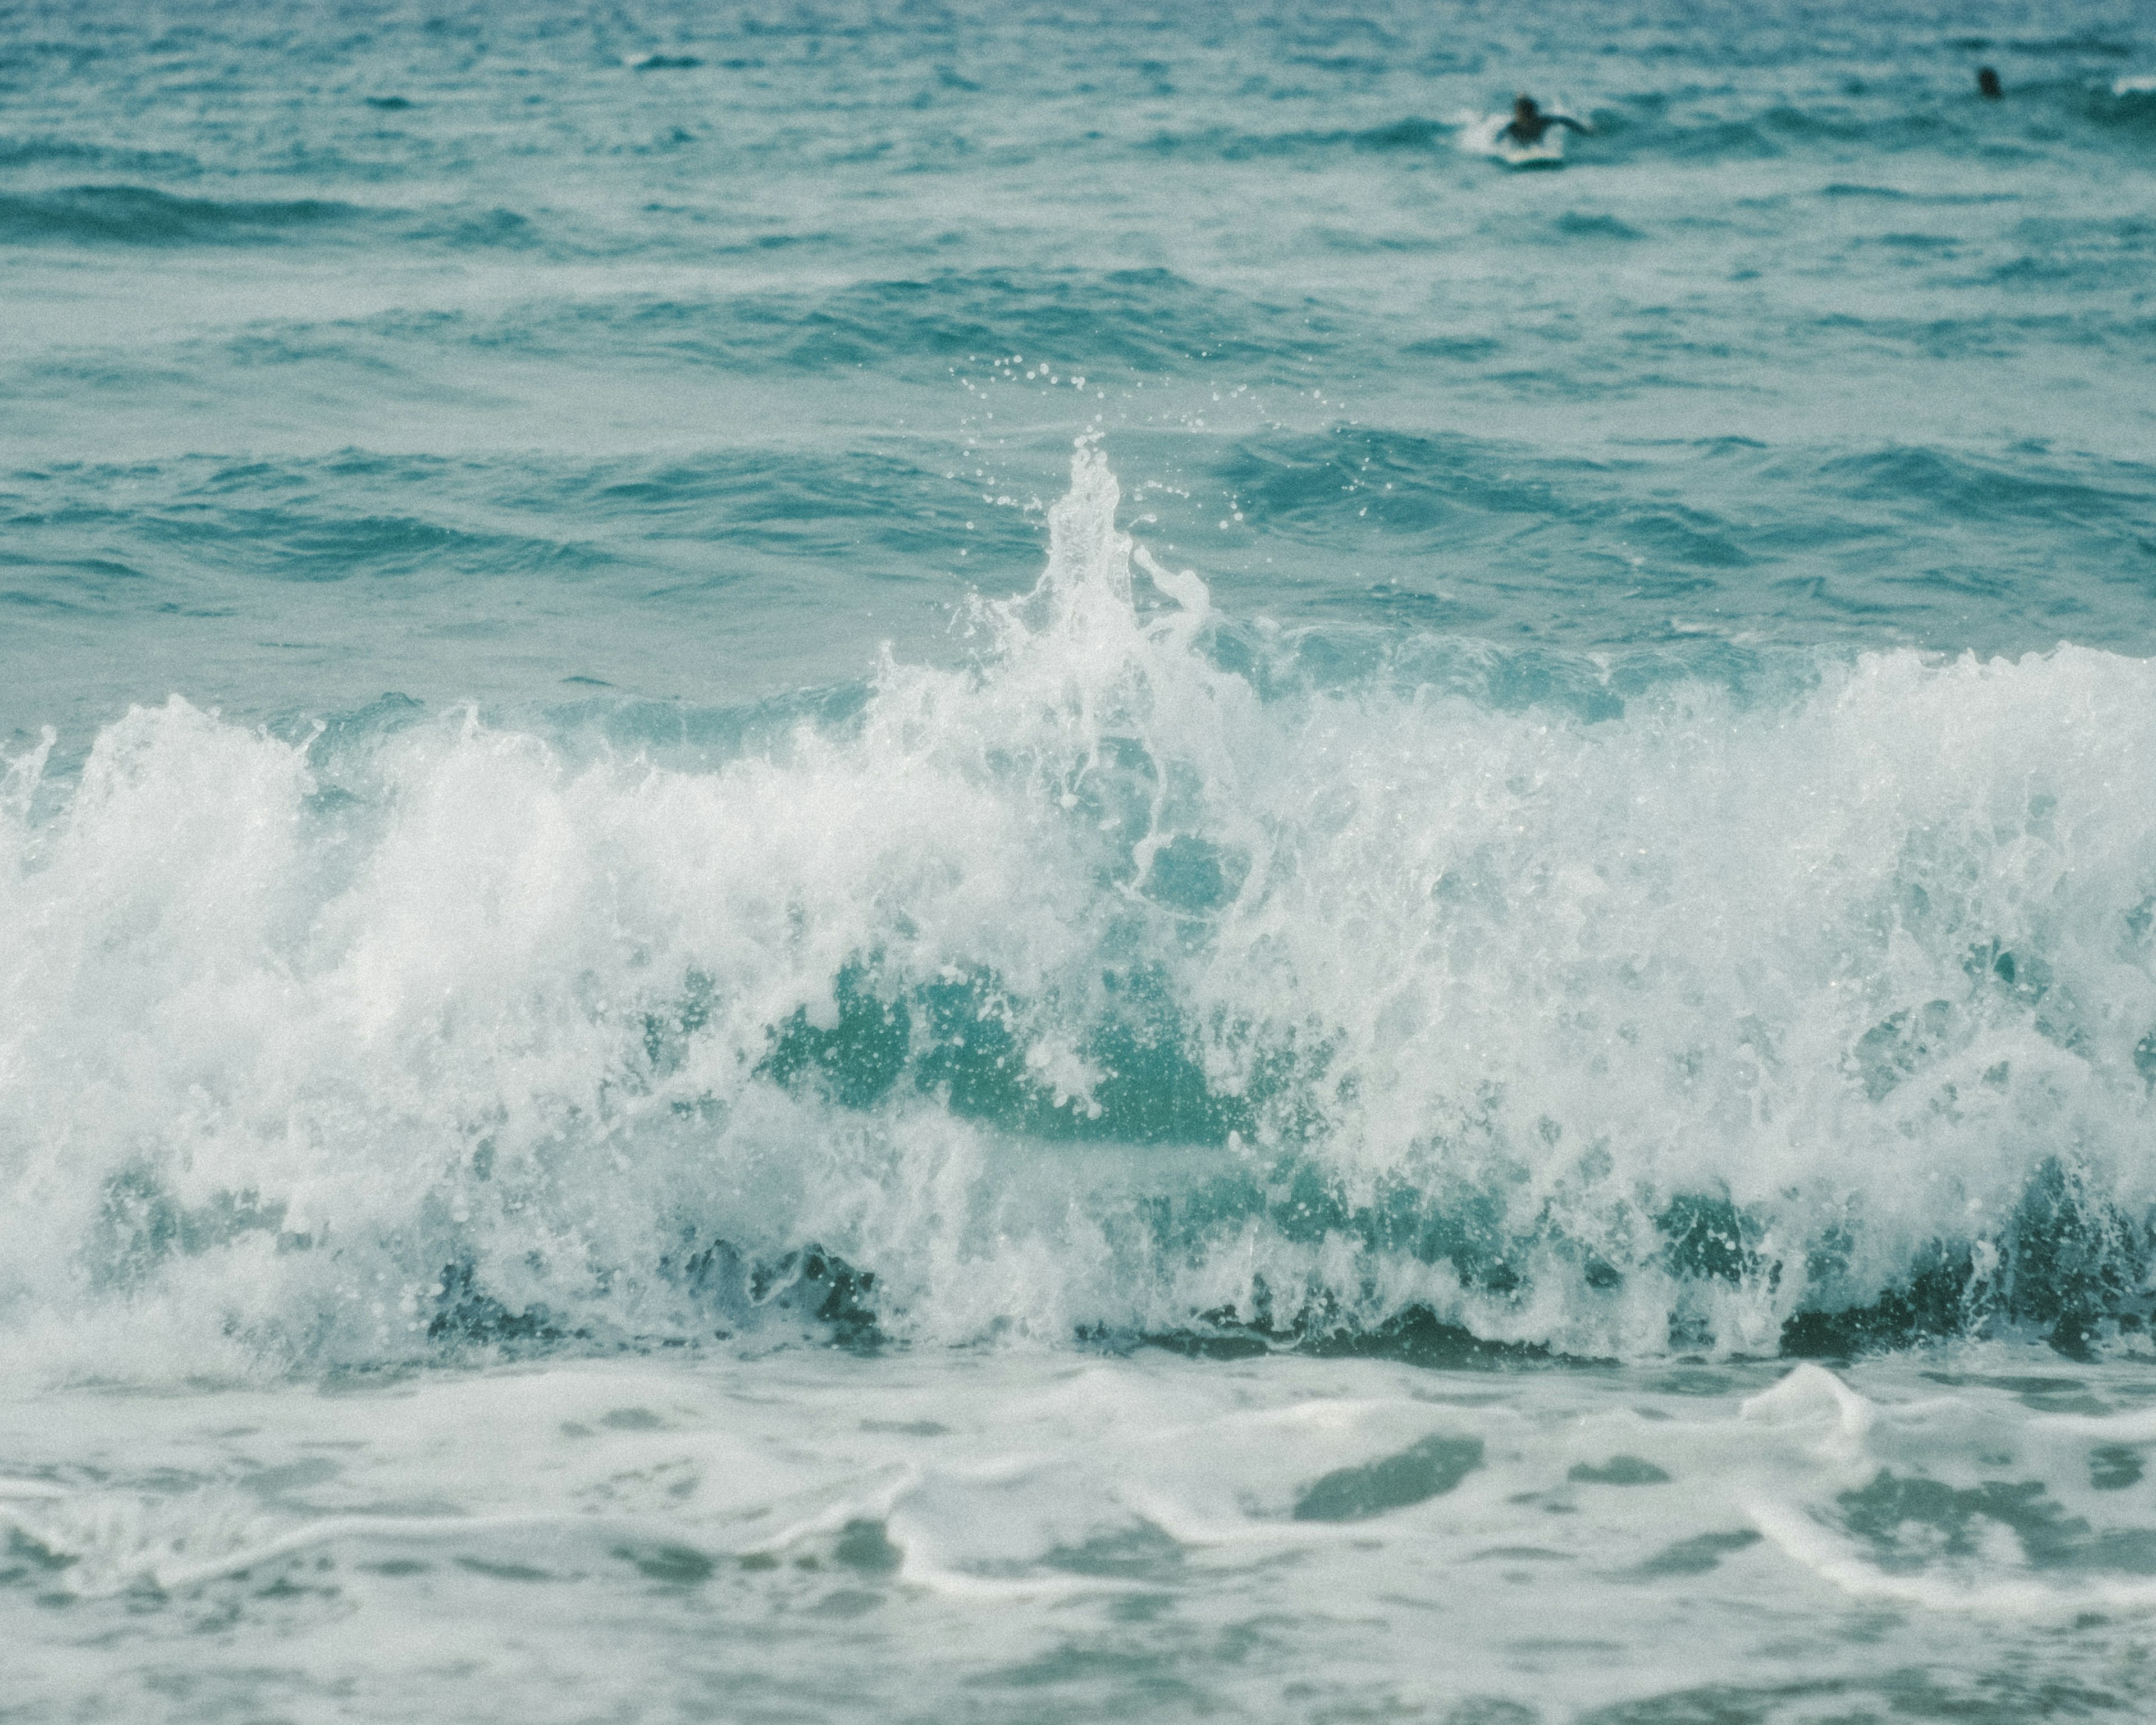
[
  {"left": 1451, "top": 107, "right": 1568, "bottom": 165},
  {"left": 1741, "top": 1364, "right": 1876, "bottom": 1455},
  {"left": 6, "top": 447, "right": 2156, "bottom": 1374}
]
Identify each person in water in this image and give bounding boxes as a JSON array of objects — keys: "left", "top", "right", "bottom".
[
  {"left": 1977, "top": 66, "right": 2002, "bottom": 99},
  {"left": 1501, "top": 95, "right": 1592, "bottom": 145}
]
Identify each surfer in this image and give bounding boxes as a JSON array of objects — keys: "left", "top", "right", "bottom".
[
  {"left": 1500, "top": 95, "right": 1592, "bottom": 146},
  {"left": 1976, "top": 66, "right": 2002, "bottom": 99}
]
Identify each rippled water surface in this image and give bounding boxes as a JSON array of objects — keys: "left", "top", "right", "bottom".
[{"left": 4, "top": 1, "right": 2156, "bottom": 1719}]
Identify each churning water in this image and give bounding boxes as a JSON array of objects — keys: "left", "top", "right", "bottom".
[{"left": 5, "top": 1, "right": 2156, "bottom": 1719}]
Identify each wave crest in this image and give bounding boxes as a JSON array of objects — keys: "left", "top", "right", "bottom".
[{"left": 7, "top": 447, "right": 2156, "bottom": 1377}]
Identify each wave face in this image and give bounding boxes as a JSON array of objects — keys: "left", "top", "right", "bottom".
[
  {"left": 0, "top": 185, "right": 363, "bottom": 245},
  {"left": 8, "top": 445, "right": 2156, "bottom": 1374}
]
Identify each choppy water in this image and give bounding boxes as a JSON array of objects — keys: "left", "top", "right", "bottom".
[{"left": 6, "top": 1, "right": 2156, "bottom": 1718}]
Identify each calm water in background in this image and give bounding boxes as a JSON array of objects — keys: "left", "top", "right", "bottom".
[{"left": 6, "top": 2, "right": 2156, "bottom": 1719}]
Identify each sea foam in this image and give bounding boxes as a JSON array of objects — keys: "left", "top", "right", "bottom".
[{"left": 6, "top": 445, "right": 2156, "bottom": 1378}]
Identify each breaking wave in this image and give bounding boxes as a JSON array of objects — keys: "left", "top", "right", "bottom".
[{"left": 8, "top": 444, "right": 2156, "bottom": 1378}]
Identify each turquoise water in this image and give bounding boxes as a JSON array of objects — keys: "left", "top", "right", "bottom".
[{"left": 6, "top": 2, "right": 2156, "bottom": 1718}]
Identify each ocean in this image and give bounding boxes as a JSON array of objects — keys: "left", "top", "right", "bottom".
[{"left": 4, "top": 1, "right": 2156, "bottom": 1718}]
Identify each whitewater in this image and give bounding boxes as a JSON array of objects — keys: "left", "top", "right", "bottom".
[{"left": 5, "top": 0, "right": 2156, "bottom": 1719}]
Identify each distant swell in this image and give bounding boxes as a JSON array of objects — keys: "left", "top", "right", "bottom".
[
  {"left": 0, "top": 136, "right": 200, "bottom": 173},
  {"left": 1143, "top": 117, "right": 1451, "bottom": 160},
  {"left": 0, "top": 185, "right": 539, "bottom": 250},
  {"left": 0, "top": 184, "right": 362, "bottom": 245}
]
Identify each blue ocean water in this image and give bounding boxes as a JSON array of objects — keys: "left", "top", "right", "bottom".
[{"left": 6, "top": 1, "right": 2156, "bottom": 1718}]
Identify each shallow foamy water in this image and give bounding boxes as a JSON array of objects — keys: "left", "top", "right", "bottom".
[{"left": 13, "top": 1349, "right": 2156, "bottom": 1723}]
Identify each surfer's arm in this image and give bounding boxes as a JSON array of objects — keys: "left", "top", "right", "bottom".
[{"left": 1552, "top": 115, "right": 1593, "bottom": 135}]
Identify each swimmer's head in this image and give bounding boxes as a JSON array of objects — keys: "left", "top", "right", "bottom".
[
  {"left": 1977, "top": 66, "right": 2002, "bottom": 98},
  {"left": 1514, "top": 95, "right": 1540, "bottom": 121}
]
